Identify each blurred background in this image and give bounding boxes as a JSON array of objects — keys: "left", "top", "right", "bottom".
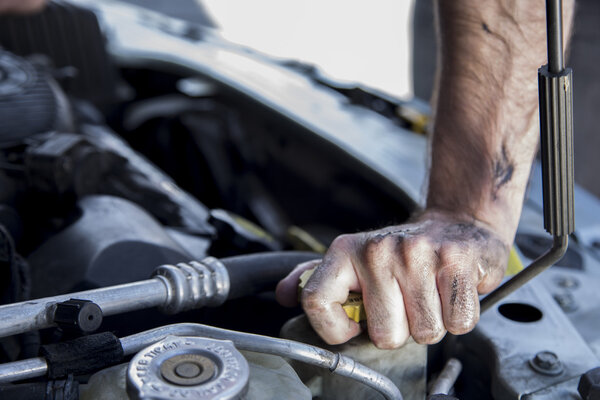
[
  {"left": 123, "top": 0, "right": 415, "bottom": 98},
  {"left": 123, "top": 0, "right": 600, "bottom": 199}
]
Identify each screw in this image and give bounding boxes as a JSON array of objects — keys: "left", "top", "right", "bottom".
[{"left": 529, "top": 351, "right": 563, "bottom": 376}]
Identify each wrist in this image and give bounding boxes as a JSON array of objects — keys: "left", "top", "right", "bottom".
[
  {"left": 424, "top": 194, "right": 520, "bottom": 246},
  {"left": 417, "top": 206, "right": 513, "bottom": 247}
]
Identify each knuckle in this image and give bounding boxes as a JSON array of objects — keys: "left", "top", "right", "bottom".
[
  {"left": 437, "top": 267, "right": 461, "bottom": 286},
  {"left": 361, "top": 235, "right": 397, "bottom": 275},
  {"left": 301, "top": 289, "right": 324, "bottom": 314},
  {"left": 402, "top": 235, "right": 432, "bottom": 254},
  {"left": 321, "top": 324, "right": 360, "bottom": 345},
  {"left": 439, "top": 242, "right": 469, "bottom": 264},
  {"left": 364, "top": 233, "right": 394, "bottom": 254},
  {"left": 400, "top": 237, "right": 437, "bottom": 274},
  {"left": 323, "top": 335, "right": 348, "bottom": 346},
  {"left": 446, "top": 313, "right": 479, "bottom": 335},
  {"left": 373, "top": 336, "right": 406, "bottom": 350},
  {"left": 412, "top": 325, "right": 446, "bottom": 345},
  {"left": 366, "top": 305, "right": 409, "bottom": 349},
  {"left": 370, "top": 329, "right": 408, "bottom": 349},
  {"left": 437, "top": 258, "right": 479, "bottom": 291},
  {"left": 330, "top": 234, "right": 356, "bottom": 252},
  {"left": 437, "top": 255, "right": 469, "bottom": 279}
]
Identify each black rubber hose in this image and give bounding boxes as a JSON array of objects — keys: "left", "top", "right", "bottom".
[{"left": 221, "top": 251, "right": 320, "bottom": 300}]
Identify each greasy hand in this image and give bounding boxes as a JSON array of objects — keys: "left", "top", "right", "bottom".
[{"left": 276, "top": 209, "right": 509, "bottom": 348}]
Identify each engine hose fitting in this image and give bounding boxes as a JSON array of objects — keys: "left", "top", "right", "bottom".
[{"left": 153, "top": 257, "right": 230, "bottom": 314}]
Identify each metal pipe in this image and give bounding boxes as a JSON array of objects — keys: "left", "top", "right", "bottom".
[
  {"left": 0, "top": 279, "right": 167, "bottom": 339},
  {"left": 0, "top": 256, "right": 231, "bottom": 339},
  {"left": 0, "top": 357, "right": 48, "bottom": 384},
  {"left": 480, "top": 235, "right": 568, "bottom": 312},
  {"left": 429, "top": 358, "right": 462, "bottom": 395},
  {"left": 120, "top": 323, "right": 404, "bottom": 400},
  {"left": 0, "top": 252, "right": 315, "bottom": 339},
  {"left": 0, "top": 323, "right": 403, "bottom": 399},
  {"left": 546, "top": 0, "right": 564, "bottom": 74}
]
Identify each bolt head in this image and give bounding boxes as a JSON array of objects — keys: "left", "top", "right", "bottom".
[
  {"left": 529, "top": 351, "right": 563, "bottom": 376},
  {"left": 578, "top": 367, "right": 600, "bottom": 400},
  {"left": 535, "top": 351, "right": 559, "bottom": 368}
]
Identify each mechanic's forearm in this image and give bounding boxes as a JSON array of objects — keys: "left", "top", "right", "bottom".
[{"left": 427, "top": 0, "right": 574, "bottom": 244}]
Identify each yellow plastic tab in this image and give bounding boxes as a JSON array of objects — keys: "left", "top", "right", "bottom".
[
  {"left": 342, "top": 292, "right": 367, "bottom": 323},
  {"left": 505, "top": 246, "right": 524, "bottom": 276}
]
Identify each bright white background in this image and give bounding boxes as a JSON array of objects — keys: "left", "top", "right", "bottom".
[{"left": 202, "top": 0, "right": 415, "bottom": 99}]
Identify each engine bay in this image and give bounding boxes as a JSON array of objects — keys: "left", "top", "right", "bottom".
[{"left": 0, "top": 1, "right": 599, "bottom": 399}]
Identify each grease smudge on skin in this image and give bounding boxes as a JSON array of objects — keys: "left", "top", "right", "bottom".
[
  {"left": 492, "top": 145, "right": 514, "bottom": 200},
  {"left": 450, "top": 276, "right": 459, "bottom": 307}
]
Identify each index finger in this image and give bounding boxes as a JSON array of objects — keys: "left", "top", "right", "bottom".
[{"left": 301, "top": 236, "right": 362, "bottom": 345}]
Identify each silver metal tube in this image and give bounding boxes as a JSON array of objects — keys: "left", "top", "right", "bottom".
[
  {"left": 429, "top": 358, "right": 462, "bottom": 395},
  {"left": 1, "top": 322, "right": 404, "bottom": 399},
  {"left": 0, "top": 279, "right": 167, "bottom": 339},
  {"left": 120, "top": 323, "right": 403, "bottom": 400},
  {"left": 0, "top": 258, "right": 230, "bottom": 339},
  {"left": 546, "top": 0, "right": 564, "bottom": 74},
  {"left": 0, "top": 357, "right": 48, "bottom": 384}
]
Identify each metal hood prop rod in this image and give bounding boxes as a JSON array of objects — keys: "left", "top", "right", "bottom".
[{"left": 481, "top": 0, "right": 575, "bottom": 312}]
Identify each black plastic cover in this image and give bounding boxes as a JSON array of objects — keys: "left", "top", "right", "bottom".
[{"left": 40, "top": 332, "right": 123, "bottom": 379}]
